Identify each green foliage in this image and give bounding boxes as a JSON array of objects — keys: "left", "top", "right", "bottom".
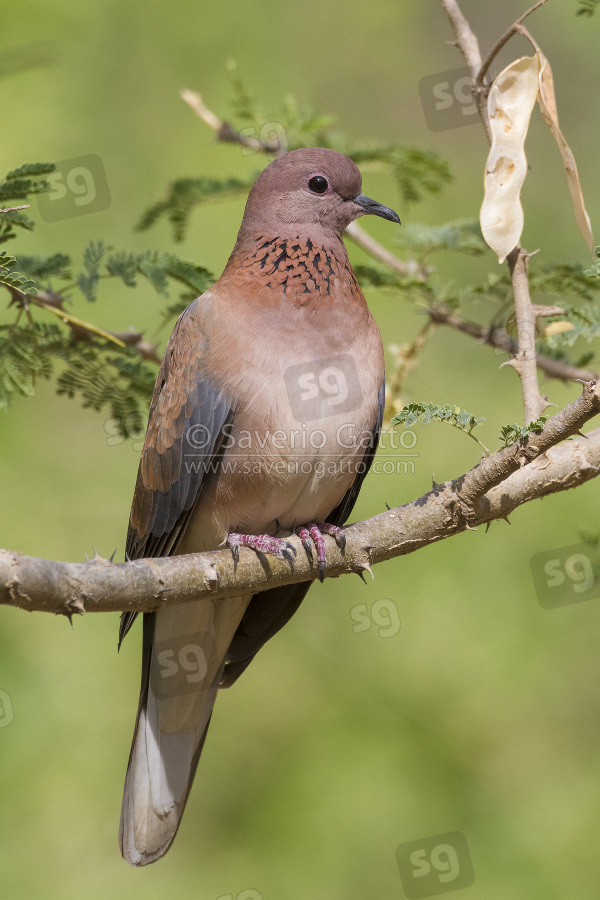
[
  {"left": 227, "top": 58, "right": 258, "bottom": 122},
  {"left": 392, "top": 401, "right": 488, "bottom": 453},
  {"left": 0, "top": 213, "right": 215, "bottom": 433},
  {"left": 0, "top": 163, "right": 54, "bottom": 204},
  {"left": 348, "top": 145, "right": 451, "bottom": 205},
  {"left": 0, "top": 251, "right": 38, "bottom": 295},
  {"left": 577, "top": 0, "right": 600, "bottom": 15},
  {"left": 354, "top": 264, "right": 431, "bottom": 297},
  {"left": 16, "top": 253, "right": 71, "bottom": 280},
  {"left": 0, "top": 162, "right": 55, "bottom": 244},
  {"left": 583, "top": 247, "right": 600, "bottom": 277},
  {"left": 77, "top": 240, "right": 107, "bottom": 302},
  {"left": 0, "top": 323, "right": 59, "bottom": 409},
  {"left": 136, "top": 175, "right": 254, "bottom": 241},
  {"left": 56, "top": 347, "right": 156, "bottom": 438},
  {"left": 394, "top": 219, "right": 486, "bottom": 261},
  {"left": 499, "top": 417, "right": 549, "bottom": 447}
]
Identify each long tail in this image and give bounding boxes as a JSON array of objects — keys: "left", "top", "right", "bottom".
[{"left": 119, "top": 595, "right": 251, "bottom": 866}]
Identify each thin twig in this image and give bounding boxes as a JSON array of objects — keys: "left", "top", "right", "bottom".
[
  {"left": 6, "top": 287, "right": 161, "bottom": 362},
  {"left": 477, "top": 1, "right": 549, "bottom": 85},
  {"left": 428, "top": 305, "right": 599, "bottom": 383},
  {"left": 180, "top": 89, "right": 283, "bottom": 155},
  {"left": 0, "top": 204, "right": 30, "bottom": 214},
  {"left": 345, "top": 222, "right": 424, "bottom": 279}
]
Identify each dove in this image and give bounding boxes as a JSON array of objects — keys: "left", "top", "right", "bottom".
[{"left": 118, "top": 147, "right": 400, "bottom": 865}]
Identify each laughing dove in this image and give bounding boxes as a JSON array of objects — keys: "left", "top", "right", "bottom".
[{"left": 118, "top": 147, "right": 400, "bottom": 865}]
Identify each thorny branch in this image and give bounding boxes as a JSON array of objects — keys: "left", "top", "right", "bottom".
[
  {"left": 505, "top": 248, "right": 548, "bottom": 421},
  {"left": 2, "top": 380, "right": 600, "bottom": 616}
]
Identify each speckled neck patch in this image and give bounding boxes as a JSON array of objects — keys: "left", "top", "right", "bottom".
[{"left": 240, "top": 236, "right": 359, "bottom": 299}]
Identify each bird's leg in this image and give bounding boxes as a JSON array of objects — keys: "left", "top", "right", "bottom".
[
  {"left": 295, "top": 522, "right": 346, "bottom": 583},
  {"left": 227, "top": 532, "right": 296, "bottom": 564}
]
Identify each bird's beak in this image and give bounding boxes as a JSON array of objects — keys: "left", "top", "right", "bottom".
[{"left": 352, "top": 193, "right": 401, "bottom": 225}]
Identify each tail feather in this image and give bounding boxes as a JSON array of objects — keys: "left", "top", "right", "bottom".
[{"left": 119, "top": 595, "right": 251, "bottom": 866}]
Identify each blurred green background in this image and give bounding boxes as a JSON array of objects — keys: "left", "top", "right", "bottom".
[{"left": 2, "top": 1, "right": 600, "bottom": 898}]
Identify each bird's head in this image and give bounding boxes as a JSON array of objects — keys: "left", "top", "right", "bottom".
[{"left": 238, "top": 147, "right": 400, "bottom": 239}]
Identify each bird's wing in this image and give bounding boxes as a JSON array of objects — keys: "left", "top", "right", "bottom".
[
  {"left": 119, "top": 299, "right": 253, "bottom": 866},
  {"left": 118, "top": 299, "right": 233, "bottom": 646},
  {"left": 220, "top": 378, "right": 385, "bottom": 688}
]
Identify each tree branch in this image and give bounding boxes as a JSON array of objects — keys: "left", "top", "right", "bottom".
[
  {"left": 427, "top": 305, "right": 599, "bottom": 384},
  {"left": 441, "top": 0, "right": 491, "bottom": 140},
  {"left": 3, "top": 381, "right": 600, "bottom": 618},
  {"left": 505, "top": 248, "right": 549, "bottom": 421}
]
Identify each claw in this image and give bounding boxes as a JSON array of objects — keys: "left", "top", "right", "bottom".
[
  {"left": 295, "top": 526, "right": 314, "bottom": 558},
  {"left": 282, "top": 544, "right": 296, "bottom": 564}
]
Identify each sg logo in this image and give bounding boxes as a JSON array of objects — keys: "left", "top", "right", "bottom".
[
  {"left": 37, "top": 154, "right": 111, "bottom": 222},
  {"left": 396, "top": 831, "right": 474, "bottom": 898},
  {"left": 103, "top": 416, "right": 145, "bottom": 452},
  {"left": 215, "top": 892, "right": 263, "bottom": 900},
  {"left": 530, "top": 542, "right": 600, "bottom": 609},
  {"left": 150, "top": 633, "right": 213, "bottom": 699},
  {"left": 0, "top": 689, "right": 14, "bottom": 728},
  {"left": 418, "top": 67, "right": 478, "bottom": 132},
  {"left": 240, "top": 120, "right": 288, "bottom": 159},
  {"left": 350, "top": 598, "right": 401, "bottom": 638},
  {"left": 284, "top": 354, "right": 362, "bottom": 422}
]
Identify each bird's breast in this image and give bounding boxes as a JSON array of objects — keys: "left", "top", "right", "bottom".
[{"left": 179, "top": 271, "right": 383, "bottom": 546}]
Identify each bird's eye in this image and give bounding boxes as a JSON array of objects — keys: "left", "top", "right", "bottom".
[{"left": 308, "top": 175, "right": 329, "bottom": 194}]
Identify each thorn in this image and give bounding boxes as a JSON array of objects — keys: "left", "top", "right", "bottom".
[
  {"left": 68, "top": 598, "right": 86, "bottom": 615},
  {"left": 485, "top": 522, "right": 491, "bottom": 533},
  {"left": 109, "top": 549, "right": 117, "bottom": 563},
  {"left": 355, "top": 562, "right": 374, "bottom": 580},
  {"left": 385, "top": 502, "right": 391, "bottom": 510},
  {"left": 125, "top": 552, "right": 131, "bottom": 562},
  {"left": 356, "top": 571, "right": 367, "bottom": 583},
  {"left": 575, "top": 430, "right": 588, "bottom": 440},
  {"left": 464, "top": 523, "right": 479, "bottom": 531}
]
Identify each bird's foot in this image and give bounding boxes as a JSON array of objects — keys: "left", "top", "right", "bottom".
[
  {"left": 295, "top": 522, "right": 346, "bottom": 583},
  {"left": 227, "top": 532, "right": 296, "bottom": 565}
]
